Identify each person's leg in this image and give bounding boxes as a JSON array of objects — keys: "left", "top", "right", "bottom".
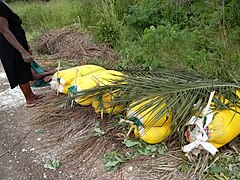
[
  {"left": 31, "top": 68, "right": 40, "bottom": 79},
  {"left": 31, "top": 68, "right": 57, "bottom": 80},
  {"left": 19, "top": 82, "right": 38, "bottom": 106}
]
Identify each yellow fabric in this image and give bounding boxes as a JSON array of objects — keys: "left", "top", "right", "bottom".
[
  {"left": 75, "top": 70, "right": 124, "bottom": 106},
  {"left": 207, "top": 89, "right": 240, "bottom": 148},
  {"left": 51, "top": 65, "right": 106, "bottom": 94},
  {"left": 127, "top": 97, "right": 172, "bottom": 144},
  {"left": 62, "top": 84, "right": 71, "bottom": 94},
  {"left": 127, "top": 97, "right": 172, "bottom": 127},
  {"left": 74, "top": 70, "right": 124, "bottom": 91},
  {"left": 208, "top": 108, "right": 240, "bottom": 148},
  {"left": 92, "top": 91, "right": 125, "bottom": 115},
  {"left": 134, "top": 127, "right": 140, "bottom": 137},
  {"left": 237, "top": 90, "right": 240, "bottom": 97},
  {"left": 134, "top": 123, "right": 171, "bottom": 144},
  {"left": 53, "top": 65, "right": 106, "bottom": 84},
  {"left": 75, "top": 95, "right": 95, "bottom": 106}
]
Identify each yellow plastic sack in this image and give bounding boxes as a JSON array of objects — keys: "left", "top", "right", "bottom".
[
  {"left": 92, "top": 91, "right": 125, "bottom": 115},
  {"left": 126, "top": 97, "right": 172, "bottom": 144},
  {"left": 73, "top": 70, "right": 124, "bottom": 92},
  {"left": 208, "top": 109, "right": 240, "bottom": 148},
  {"left": 133, "top": 124, "right": 171, "bottom": 144},
  {"left": 237, "top": 90, "right": 240, "bottom": 97},
  {"left": 74, "top": 70, "right": 124, "bottom": 106},
  {"left": 50, "top": 65, "right": 106, "bottom": 94},
  {"left": 75, "top": 95, "right": 96, "bottom": 106},
  {"left": 207, "top": 89, "right": 240, "bottom": 148},
  {"left": 185, "top": 89, "right": 240, "bottom": 150},
  {"left": 57, "top": 84, "right": 71, "bottom": 95},
  {"left": 127, "top": 97, "right": 172, "bottom": 127}
]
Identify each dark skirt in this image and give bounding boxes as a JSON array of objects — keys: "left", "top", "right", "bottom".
[{"left": 0, "top": 32, "right": 33, "bottom": 89}]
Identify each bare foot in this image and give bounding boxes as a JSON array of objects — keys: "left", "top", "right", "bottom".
[
  {"left": 26, "top": 94, "right": 44, "bottom": 107},
  {"left": 43, "top": 76, "right": 52, "bottom": 82}
]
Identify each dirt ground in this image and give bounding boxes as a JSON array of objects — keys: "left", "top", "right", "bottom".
[
  {"left": 0, "top": 63, "right": 139, "bottom": 180},
  {"left": 0, "top": 63, "right": 65, "bottom": 179},
  {"left": 0, "top": 107, "right": 136, "bottom": 180}
]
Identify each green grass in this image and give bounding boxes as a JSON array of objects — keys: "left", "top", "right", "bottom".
[
  {"left": 204, "top": 150, "right": 240, "bottom": 179},
  {"left": 11, "top": 0, "right": 83, "bottom": 32},
  {"left": 10, "top": 0, "right": 240, "bottom": 81},
  {"left": 114, "top": 0, "right": 240, "bottom": 81}
]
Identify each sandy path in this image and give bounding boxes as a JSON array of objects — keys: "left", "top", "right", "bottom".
[{"left": 0, "top": 63, "right": 64, "bottom": 180}]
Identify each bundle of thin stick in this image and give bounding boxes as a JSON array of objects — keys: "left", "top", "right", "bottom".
[
  {"left": 31, "top": 95, "right": 190, "bottom": 179},
  {"left": 31, "top": 94, "right": 130, "bottom": 169},
  {"left": 136, "top": 149, "right": 209, "bottom": 180},
  {"left": 33, "top": 25, "right": 117, "bottom": 64},
  {"left": 32, "top": 71, "right": 240, "bottom": 178}
]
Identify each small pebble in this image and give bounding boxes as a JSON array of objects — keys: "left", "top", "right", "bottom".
[{"left": 128, "top": 166, "right": 133, "bottom": 171}]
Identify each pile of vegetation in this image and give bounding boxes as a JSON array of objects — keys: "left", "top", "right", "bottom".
[{"left": 34, "top": 26, "right": 117, "bottom": 63}]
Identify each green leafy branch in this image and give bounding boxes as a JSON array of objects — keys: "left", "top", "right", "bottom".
[{"left": 44, "top": 160, "right": 61, "bottom": 171}]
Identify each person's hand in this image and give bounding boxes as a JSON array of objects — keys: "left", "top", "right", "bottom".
[{"left": 21, "top": 51, "right": 33, "bottom": 63}]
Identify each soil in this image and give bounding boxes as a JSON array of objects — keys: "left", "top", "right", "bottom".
[
  {"left": 0, "top": 63, "right": 57, "bottom": 180},
  {"left": 0, "top": 63, "right": 137, "bottom": 180}
]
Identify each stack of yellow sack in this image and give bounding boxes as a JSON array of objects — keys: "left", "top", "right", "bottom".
[
  {"left": 126, "top": 97, "right": 172, "bottom": 144},
  {"left": 71, "top": 70, "right": 124, "bottom": 106},
  {"left": 50, "top": 65, "right": 106, "bottom": 94}
]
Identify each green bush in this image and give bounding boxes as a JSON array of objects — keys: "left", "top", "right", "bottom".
[
  {"left": 124, "top": 0, "right": 188, "bottom": 34},
  {"left": 10, "top": 0, "right": 240, "bottom": 81},
  {"left": 226, "top": 0, "right": 240, "bottom": 27},
  {"left": 93, "top": 0, "right": 122, "bottom": 47}
]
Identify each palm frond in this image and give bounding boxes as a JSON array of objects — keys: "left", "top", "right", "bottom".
[{"left": 72, "top": 72, "right": 240, "bottom": 142}]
